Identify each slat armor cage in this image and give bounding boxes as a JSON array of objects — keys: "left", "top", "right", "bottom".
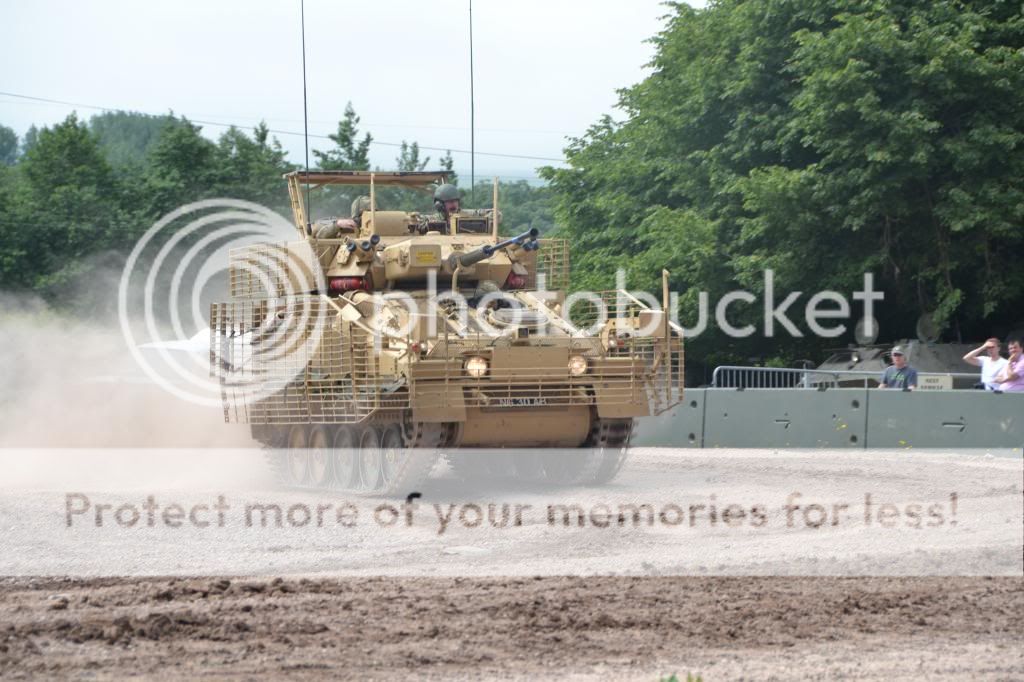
[
  {"left": 530, "top": 238, "right": 570, "bottom": 292},
  {"left": 210, "top": 292, "right": 682, "bottom": 426}
]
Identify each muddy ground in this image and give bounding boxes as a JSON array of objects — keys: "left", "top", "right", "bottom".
[{"left": 1, "top": 576, "right": 1021, "bottom": 680}]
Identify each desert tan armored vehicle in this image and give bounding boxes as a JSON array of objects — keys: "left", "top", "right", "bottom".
[{"left": 211, "top": 170, "right": 682, "bottom": 494}]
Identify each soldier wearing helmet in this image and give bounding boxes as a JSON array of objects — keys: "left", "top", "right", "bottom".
[
  {"left": 416, "top": 183, "right": 462, "bottom": 234},
  {"left": 421, "top": 183, "right": 494, "bottom": 234},
  {"left": 434, "top": 184, "right": 461, "bottom": 221}
]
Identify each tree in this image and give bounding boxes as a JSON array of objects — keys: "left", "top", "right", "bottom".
[
  {"left": 8, "top": 112, "right": 126, "bottom": 292},
  {"left": 543, "top": 0, "right": 1024, "bottom": 367},
  {"left": 19, "top": 125, "right": 38, "bottom": 157},
  {"left": 313, "top": 102, "right": 372, "bottom": 171},
  {"left": 0, "top": 164, "right": 26, "bottom": 286},
  {"left": 776, "top": 2, "right": 1024, "bottom": 335},
  {"left": 0, "top": 125, "right": 17, "bottom": 166},
  {"left": 472, "top": 179, "right": 554, "bottom": 236},
  {"left": 395, "top": 141, "right": 429, "bottom": 171},
  {"left": 213, "top": 122, "right": 293, "bottom": 207},
  {"left": 0, "top": 102, "right": 560, "bottom": 316},
  {"left": 439, "top": 150, "right": 458, "bottom": 186},
  {"left": 305, "top": 103, "right": 375, "bottom": 219},
  {"left": 89, "top": 110, "right": 176, "bottom": 169},
  {"left": 142, "top": 116, "right": 218, "bottom": 215}
]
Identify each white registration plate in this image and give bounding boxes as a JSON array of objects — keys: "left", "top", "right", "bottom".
[{"left": 496, "top": 397, "right": 549, "bottom": 408}]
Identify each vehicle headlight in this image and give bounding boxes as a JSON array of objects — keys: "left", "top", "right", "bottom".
[
  {"left": 568, "top": 354, "right": 589, "bottom": 376},
  {"left": 464, "top": 355, "right": 489, "bottom": 378}
]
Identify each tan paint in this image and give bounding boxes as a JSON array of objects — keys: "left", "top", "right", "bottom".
[
  {"left": 215, "top": 170, "right": 685, "bottom": 432},
  {"left": 490, "top": 345, "right": 568, "bottom": 380},
  {"left": 458, "top": 405, "right": 591, "bottom": 446},
  {"left": 412, "top": 384, "right": 466, "bottom": 422}
]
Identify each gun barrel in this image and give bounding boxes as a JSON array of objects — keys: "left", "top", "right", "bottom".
[{"left": 455, "top": 228, "right": 539, "bottom": 268}]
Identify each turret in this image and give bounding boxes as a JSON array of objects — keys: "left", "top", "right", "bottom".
[{"left": 273, "top": 170, "right": 537, "bottom": 293}]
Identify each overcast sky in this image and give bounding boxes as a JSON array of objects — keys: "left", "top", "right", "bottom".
[{"left": 2, "top": 1, "right": 694, "bottom": 182}]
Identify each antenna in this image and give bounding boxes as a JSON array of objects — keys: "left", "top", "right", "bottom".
[
  {"left": 300, "top": 0, "right": 312, "bottom": 233},
  {"left": 469, "top": 0, "right": 475, "bottom": 203}
]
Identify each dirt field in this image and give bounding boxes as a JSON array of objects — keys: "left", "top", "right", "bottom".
[
  {"left": 1, "top": 576, "right": 1021, "bottom": 680},
  {"left": 1, "top": 350, "right": 1021, "bottom": 679}
]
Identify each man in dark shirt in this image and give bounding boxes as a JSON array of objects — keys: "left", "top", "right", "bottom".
[{"left": 878, "top": 346, "right": 918, "bottom": 390}]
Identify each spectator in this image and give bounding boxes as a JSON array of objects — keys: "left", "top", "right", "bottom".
[
  {"left": 962, "top": 338, "right": 1008, "bottom": 391},
  {"left": 878, "top": 346, "right": 917, "bottom": 390},
  {"left": 994, "top": 338, "right": 1024, "bottom": 393}
]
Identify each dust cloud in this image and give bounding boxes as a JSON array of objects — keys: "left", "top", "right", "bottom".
[{"left": 0, "top": 293, "right": 253, "bottom": 449}]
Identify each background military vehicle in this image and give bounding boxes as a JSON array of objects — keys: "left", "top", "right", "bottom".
[
  {"left": 211, "top": 170, "right": 683, "bottom": 494},
  {"left": 814, "top": 316, "right": 1024, "bottom": 389},
  {"left": 816, "top": 340, "right": 977, "bottom": 388}
]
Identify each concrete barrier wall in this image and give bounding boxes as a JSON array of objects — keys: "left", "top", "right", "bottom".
[
  {"left": 865, "top": 389, "right": 1023, "bottom": 448},
  {"left": 634, "top": 388, "right": 1024, "bottom": 449},
  {"left": 702, "top": 388, "right": 868, "bottom": 448},
  {"left": 634, "top": 390, "right": 707, "bottom": 448}
]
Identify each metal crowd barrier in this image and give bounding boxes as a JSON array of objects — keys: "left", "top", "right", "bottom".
[{"left": 710, "top": 365, "right": 981, "bottom": 390}]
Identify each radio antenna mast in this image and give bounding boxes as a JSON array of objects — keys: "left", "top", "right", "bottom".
[
  {"left": 300, "top": 0, "right": 312, "bottom": 232},
  {"left": 469, "top": 0, "right": 475, "bottom": 203}
]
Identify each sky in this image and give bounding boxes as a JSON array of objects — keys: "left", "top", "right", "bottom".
[{"left": 1, "top": 1, "right": 688, "bottom": 183}]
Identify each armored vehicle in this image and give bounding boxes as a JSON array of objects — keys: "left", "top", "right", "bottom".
[
  {"left": 816, "top": 340, "right": 978, "bottom": 388},
  {"left": 211, "top": 170, "right": 683, "bottom": 494}
]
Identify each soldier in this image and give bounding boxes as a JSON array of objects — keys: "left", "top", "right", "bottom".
[
  {"left": 422, "top": 183, "right": 496, "bottom": 234},
  {"left": 304, "top": 196, "right": 374, "bottom": 238},
  {"left": 351, "top": 195, "right": 373, "bottom": 228},
  {"left": 433, "top": 183, "right": 462, "bottom": 221},
  {"left": 310, "top": 197, "right": 364, "bottom": 239},
  {"left": 419, "top": 184, "right": 462, "bottom": 233}
]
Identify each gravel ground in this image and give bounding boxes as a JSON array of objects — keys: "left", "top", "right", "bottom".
[
  {"left": 1, "top": 446, "right": 1021, "bottom": 679},
  {"left": 1, "top": 370, "right": 1021, "bottom": 678},
  {"left": 1, "top": 576, "right": 1021, "bottom": 680},
  {"left": 1, "top": 448, "right": 1019, "bottom": 577}
]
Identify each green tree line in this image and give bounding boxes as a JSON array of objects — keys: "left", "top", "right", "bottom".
[
  {"left": 0, "top": 112, "right": 294, "bottom": 296},
  {"left": 0, "top": 105, "right": 550, "bottom": 306},
  {"left": 542, "top": 0, "right": 1024, "bottom": 368}
]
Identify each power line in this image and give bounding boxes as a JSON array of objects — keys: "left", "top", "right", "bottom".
[
  {"left": 0, "top": 90, "right": 567, "bottom": 163},
  {"left": 13, "top": 105, "right": 573, "bottom": 136}
]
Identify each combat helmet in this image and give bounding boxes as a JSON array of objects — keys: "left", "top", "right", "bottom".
[
  {"left": 433, "top": 184, "right": 460, "bottom": 203},
  {"left": 433, "top": 184, "right": 461, "bottom": 218}
]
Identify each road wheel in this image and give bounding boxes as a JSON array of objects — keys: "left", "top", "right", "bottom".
[
  {"left": 285, "top": 424, "right": 309, "bottom": 485},
  {"left": 586, "top": 418, "right": 634, "bottom": 485},
  {"left": 308, "top": 425, "right": 332, "bottom": 488},
  {"left": 332, "top": 426, "right": 358, "bottom": 489},
  {"left": 379, "top": 424, "right": 405, "bottom": 492},
  {"left": 357, "top": 425, "right": 382, "bottom": 491}
]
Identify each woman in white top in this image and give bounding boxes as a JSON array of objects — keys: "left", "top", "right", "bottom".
[{"left": 962, "top": 338, "right": 1008, "bottom": 390}]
